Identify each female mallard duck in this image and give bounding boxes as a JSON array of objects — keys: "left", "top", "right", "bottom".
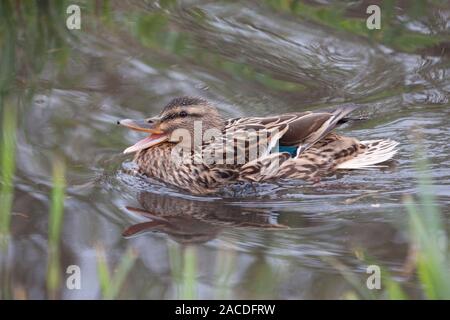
[{"left": 118, "top": 97, "right": 398, "bottom": 195}]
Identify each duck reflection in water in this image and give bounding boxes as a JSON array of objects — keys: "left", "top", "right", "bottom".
[
  {"left": 120, "top": 191, "right": 412, "bottom": 273},
  {"left": 121, "top": 191, "right": 288, "bottom": 244}
]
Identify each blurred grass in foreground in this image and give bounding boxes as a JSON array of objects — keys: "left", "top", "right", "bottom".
[
  {"left": 96, "top": 246, "right": 137, "bottom": 299},
  {"left": 214, "top": 248, "right": 236, "bottom": 299},
  {"left": 181, "top": 246, "right": 197, "bottom": 299},
  {"left": 380, "top": 140, "right": 450, "bottom": 299},
  {"left": 0, "top": 101, "right": 17, "bottom": 245},
  {"left": 400, "top": 142, "right": 450, "bottom": 299},
  {"left": 336, "top": 141, "right": 450, "bottom": 299},
  {"left": 46, "top": 158, "right": 66, "bottom": 299},
  {"left": 0, "top": 99, "right": 17, "bottom": 300},
  {"left": 169, "top": 242, "right": 283, "bottom": 299},
  {"left": 169, "top": 243, "right": 198, "bottom": 299}
]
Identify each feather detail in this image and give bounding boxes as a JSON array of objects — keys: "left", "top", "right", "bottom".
[
  {"left": 336, "top": 139, "right": 399, "bottom": 169},
  {"left": 130, "top": 97, "right": 399, "bottom": 195},
  {"left": 295, "top": 104, "right": 360, "bottom": 157}
]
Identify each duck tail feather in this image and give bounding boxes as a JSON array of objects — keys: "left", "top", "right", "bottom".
[{"left": 336, "top": 139, "right": 399, "bottom": 169}]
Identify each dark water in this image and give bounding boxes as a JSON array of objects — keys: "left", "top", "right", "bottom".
[{"left": 2, "top": 0, "right": 450, "bottom": 299}]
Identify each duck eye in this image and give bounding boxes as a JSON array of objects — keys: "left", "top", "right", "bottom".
[{"left": 179, "top": 111, "right": 188, "bottom": 118}]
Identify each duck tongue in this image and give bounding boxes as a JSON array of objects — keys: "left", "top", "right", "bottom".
[{"left": 123, "top": 133, "right": 167, "bottom": 154}]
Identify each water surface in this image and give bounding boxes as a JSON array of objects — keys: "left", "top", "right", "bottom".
[{"left": 2, "top": 0, "right": 450, "bottom": 299}]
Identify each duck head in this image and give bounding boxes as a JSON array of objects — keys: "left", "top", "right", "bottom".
[{"left": 118, "top": 96, "right": 224, "bottom": 154}]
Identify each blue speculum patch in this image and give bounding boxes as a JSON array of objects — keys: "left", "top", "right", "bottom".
[{"left": 278, "top": 145, "right": 298, "bottom": 157}]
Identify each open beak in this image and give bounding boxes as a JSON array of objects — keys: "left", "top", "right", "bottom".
[{"left": 117, "top": 117, "right": 168, "bottom": 154}]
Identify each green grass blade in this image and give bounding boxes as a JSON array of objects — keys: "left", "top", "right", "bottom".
[
  {"left": 104, "top": 248, "right": 137, "bottom": 300},
  {"left": 0, "top": 97, "right": 17, "bottom": 300},
  {"left": 46, "top": 158, "right": 66, "bottom": 299},
  {"left": 0, "top": 100, "right": 17, "bottom": 244},
  {"left": 48, "top": 159, "right": 66, "bottom": 244},
  {"left": 403, "top": 141, "right": 450, "bottom": 299},
  {"left": 96, "top": 246, "right": 137, "bottom": 300},
  {"left": 214, "top": 248, "right": 236, "bottom": 299},
  {"left": 385, "top": 281, "right": 407, "bottom": 300},
  {"left": 96, "top": 245, "right": 111, "bottom": 299},
  {"left": 181, "top": 246, "right": 197, "bottom": 300}
]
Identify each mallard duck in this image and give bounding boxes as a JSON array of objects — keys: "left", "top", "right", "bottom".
[{"left": 118, "top": 97, "right": 398, "bottom": 195}]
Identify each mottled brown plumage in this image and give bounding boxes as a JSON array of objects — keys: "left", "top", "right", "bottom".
[{"left": 118, "top": 97, "right": 398, "bottom": 194}]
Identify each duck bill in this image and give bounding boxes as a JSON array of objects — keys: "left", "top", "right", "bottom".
[{"left": 118, "top": 118, "right": 168, "bottom": 154}]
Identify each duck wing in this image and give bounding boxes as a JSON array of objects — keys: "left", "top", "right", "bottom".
[{"left": 225, "top": 104, "right": 359, "bottom": 157}]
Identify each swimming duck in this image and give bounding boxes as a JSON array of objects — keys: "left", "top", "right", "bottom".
[{"left": 118, "top": 97, "right": 398, "bottom": 195}]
